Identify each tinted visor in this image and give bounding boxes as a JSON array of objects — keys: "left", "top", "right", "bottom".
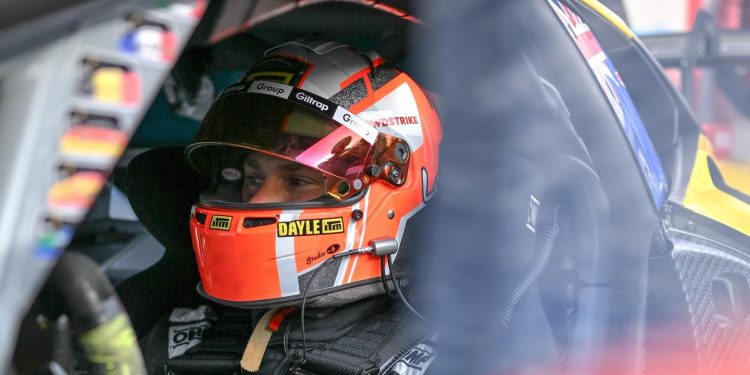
[
  {"left": 186, "top": 82, "right": 411, "bottom": 201},
  {"left": 191, "top": 146, "right": 329, "bottom": 204}
]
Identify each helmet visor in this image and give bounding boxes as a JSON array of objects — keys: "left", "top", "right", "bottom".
[{"left": 187, "top": 81, "right": 410, "bottom": 201}]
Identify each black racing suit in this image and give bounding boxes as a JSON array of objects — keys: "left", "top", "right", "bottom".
[{"left": 141, "top": 295, "right": 434, "bottom": 375}]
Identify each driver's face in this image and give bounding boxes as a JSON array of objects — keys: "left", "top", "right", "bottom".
[{"left": 242, "top": 152, "right": 326, "bottom": 203}]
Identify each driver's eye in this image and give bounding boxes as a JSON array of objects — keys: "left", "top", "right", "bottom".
[
  {"left": 288, "top": 176, "right": 313, "bottom": 188},
  {"left": 245, "top": 175, "right": 263, "bottom": 187}
]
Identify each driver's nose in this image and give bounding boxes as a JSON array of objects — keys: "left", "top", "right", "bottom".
[{"left": 248, "top": 179, "right": 289, "bottom": 204}]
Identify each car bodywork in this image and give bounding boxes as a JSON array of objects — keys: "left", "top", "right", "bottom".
[
  {"left": 637, "top": 5, "right": 750, "bottom": 193},
  {"left": 559, "top": 3, "right": 750, "bottom": 374}
]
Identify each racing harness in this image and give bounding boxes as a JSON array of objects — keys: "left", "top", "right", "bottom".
[{"left": 164, "top": 296, "right": 434, "bottom": 375}]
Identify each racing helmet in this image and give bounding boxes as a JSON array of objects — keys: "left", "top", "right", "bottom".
[{"left": 186, "top": 40, "right": 442, "bottom": 308}]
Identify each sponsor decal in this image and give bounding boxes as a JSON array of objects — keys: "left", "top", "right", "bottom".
[
  {"left": 221, "top": 167, "right": 241, "bottom": 181},
  {"left": 333, "top": 107, "right": 378, "bottom": 144},
  {"left": 326, "top": 244, "right": 340, "bottom": 254},
  {"left": 277, "top": 217, "right": 344, "bottom": 237},
  {"left": 359, "top": 85, "right": 425, "bottom": 149},
  {"left": 305, "top": 244, "right": 340, "bottom": 265},
  {"left": 381, "top": 340, "right": 436, "bottom": 375},
  {"left": 170, "top": 323, "right": 210, "bottom": 356},
  {"left": 247, "top": 80, "right": 291, "bottom": 99},
  {"left": 401, "top": 348, "right": 432, "bottom": 367},
  {"left": 307, "top": 251, "right": 326, "bottom": 265},
  {"left": 209, "top": 215, "right": 232, "bottom": 231},
  {"left": 168, "top": 305, "right": 216, "bottom": 359},
  {"left": 242, "top": 80, "right": 377, "bottom": 144},
  {"left": 294, "top": 91, "right": 330, "bottom": 112},
  {"left": 366, "top": 116, "right": 419, "bottom": 128}
]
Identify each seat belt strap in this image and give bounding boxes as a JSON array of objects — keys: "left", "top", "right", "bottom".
[{"left": 240, "top": 308, "right": 279, "bottom": 372}]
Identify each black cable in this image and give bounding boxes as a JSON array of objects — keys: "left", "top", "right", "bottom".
[
  {"left": 283, "top": 321, "right": 293, "bottom": 358},
  {"left": 296, "top": 249, "right": 365, "bottom": 365},
  {"left": 294, "top": 245, "right": 428, "bottom": 367},
  {"left": 498, "top": 205, "right": 560, "bottom": 329},
  {"left": 297, "top": 256, "right": 335, "bottom": 365},
  {"left": 386, "top": 254, "right": 431, "bottom": 325},
  {"left": 381, "top": 255, "right": 396, "bottom": 299}
]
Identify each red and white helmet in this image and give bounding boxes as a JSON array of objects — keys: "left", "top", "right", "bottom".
[{"left": 186, "top": 40, "right": 441, "bottom": 308}]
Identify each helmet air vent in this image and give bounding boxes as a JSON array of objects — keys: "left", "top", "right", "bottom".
[
  {"left": 243, "top": 217, "right": 277, "bottom": 228},
  {"left": 195, "top": 212, "right": 207, "bottom": 224}
]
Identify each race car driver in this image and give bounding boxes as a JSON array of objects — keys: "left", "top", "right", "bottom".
[{"left": 164, "top": 40, "right": 443, "bottom": 374}]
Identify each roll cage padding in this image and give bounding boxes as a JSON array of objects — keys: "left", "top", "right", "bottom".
[{"left": 125, "top": 147, "right": 204, "bottom": 251}]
